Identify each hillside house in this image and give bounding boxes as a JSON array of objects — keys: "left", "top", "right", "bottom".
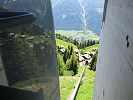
[
  {"left": 57, "top": 45, "right": 65, "bottom": 53},
  {"left": 78, "top": 51, "right": 96, "bottom": 66}
]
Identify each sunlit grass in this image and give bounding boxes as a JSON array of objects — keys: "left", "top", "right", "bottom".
[
  {"left": 59, "top": 67, "right": 84, "bottom": 100},
  {"left": 59, "top": 76, "right": 77, "bottom": 100},
  {"left": 56, "top": 38, "right": 77, "bottom": 49},
  {"left": 75, "top": 67, "right": 95, "bottom": 100},
  {"left": 83, "top": 44, "right": 99, "bottom": 52}
]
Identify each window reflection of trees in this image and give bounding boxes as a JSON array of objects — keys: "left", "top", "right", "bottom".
[
  {"left": 0, "top": 1, "right": 59, "bottom": 98},
  {"left": 0, "top": 23, "right": 55, "bottom": 91}
]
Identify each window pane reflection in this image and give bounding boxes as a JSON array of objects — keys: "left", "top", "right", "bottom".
[{"left": 0, "top": 0, "right": 60, "bottom": 99}]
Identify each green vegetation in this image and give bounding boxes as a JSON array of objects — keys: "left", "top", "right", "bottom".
[
  {"left": 57, "top": 45, "right": 78, "bottom": 76},
  {"left": 56, "top": 34, "right": 80, "bottom": 48},
  {"left": 57, "top": 42, "right": 79, "bottom": 76},
  {"left": 56, "top": 33, "right": 99, "bottom": 100},
  {"left": 56, "top": 39, "right": 77, "bottom": 49},
  {"left": 79, "top": 39, "right": 99, "bottom": 49},
  {"left": 55, "top": 30, "right": 100, "bottom": 41},
  {"left": 60, "top": 66, "right": 95, "bottom": 100},
  {"left": 63, "top": 48, "right": 69, "bottom": 64},
  {"left": 75, "top": 68, "right": 95, "bottom": 100},
  {"left": 56, "top": 32, "right": 99, "bottom": 49},
  {"left": 66, "top": 51, "right": 78, "bottom": 75},
  {"left": 57, "top": 53, "right": 65, "bottom": 76},
  {"left": 90, "top": 51, "right": 98, "bottom": 71},
  {"left": 60, "top": 67, "right": 84, "bottom": 100},
  {"left": 82, "top": 44, "right": 99, "bottom": 52},
  {"left": 56, "top": 34, "right": 71, "bottom": 43},
  {"left": 60, "top": 76, "right": 77, "bottom": 100}
]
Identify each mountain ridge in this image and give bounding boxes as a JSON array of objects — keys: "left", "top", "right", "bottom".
[{"left": 51, "top": 0, "right": 104, "bottom": 35}]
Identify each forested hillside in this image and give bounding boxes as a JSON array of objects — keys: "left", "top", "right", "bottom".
[{"left": 56, "top": 36, "right": 98, "bottom": 100}]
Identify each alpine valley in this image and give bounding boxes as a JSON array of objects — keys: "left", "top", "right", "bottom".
[{"left": 51, "top": 0, "right": 104, "bottom": 35}]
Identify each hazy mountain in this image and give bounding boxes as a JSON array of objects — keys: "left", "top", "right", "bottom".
[{"left": 51, "top": 0, "right": 104, "bottom": 35}]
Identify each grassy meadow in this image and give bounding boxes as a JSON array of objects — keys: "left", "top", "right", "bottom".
[
  {"left": 82, "top": 44, "right": 99, "bottom": 52},
  {"left": 56, "top": 38, "right": 77, "bottom": 49},
  {"left": 59, "top": 66, "right": 95, "bottom": 100},
  {"left": 75, "top": 68, "right": 95, "bottom": 100},
  {"left": 59, "top": 67, "right": 84, "bottom": 100}
]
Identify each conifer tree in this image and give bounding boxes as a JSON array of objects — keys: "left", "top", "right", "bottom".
[
  {"left": 57, "top": 53, "right": 65, "bottom": 76},
  {"left": 63, "top": 48, "right": 69, "bottom": 63}
]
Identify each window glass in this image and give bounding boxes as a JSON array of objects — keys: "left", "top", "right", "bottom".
[{"left": 0, "top": 0, "right": 60, "bottom": 99}]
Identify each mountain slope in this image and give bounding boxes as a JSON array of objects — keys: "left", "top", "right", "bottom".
[
  {"left": 56, "top": 39, "right": 77, "bottom": 49},
  {"left": 51, "top": 0, "right": 104, "bottom": 35},
  {"left": 52, "top": 0, "right": 83, "bottom": 30}
]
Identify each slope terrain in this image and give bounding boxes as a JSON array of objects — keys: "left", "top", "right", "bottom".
[{"left": 51, "top": 0, "right": 104, "bottom": 35}]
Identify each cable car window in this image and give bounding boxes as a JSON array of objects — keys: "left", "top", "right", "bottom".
[{"left": 0, "top": 0, "right": 60, "bottom": 100}]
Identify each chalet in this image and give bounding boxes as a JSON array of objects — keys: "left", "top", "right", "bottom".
[
  {"left": 60, "top": 48, "right": 65, "bottom": 53},
  {"left": 82, "top": 52, "right": 91, "bottom": 60},
  {"left": 78, "top": 55, "right": 85, "bottom": 62},
  {"left": 58, "top": 45, "right": 65, "bottom": 53}
]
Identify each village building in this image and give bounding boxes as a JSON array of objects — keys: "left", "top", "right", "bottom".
[{"left": 57, "top": 45, "right": 65, "bottom": 54}]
